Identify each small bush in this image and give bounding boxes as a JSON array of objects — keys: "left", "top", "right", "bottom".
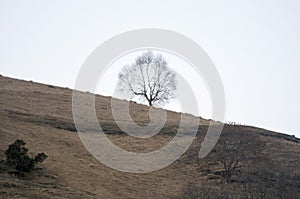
[{"left": 5, "top": 139, "right": 47, "bottom": 174}]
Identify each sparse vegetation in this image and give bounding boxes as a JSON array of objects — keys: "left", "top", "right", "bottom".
[
  {"left": 179, "top": 124, "right": 300, "bottom": 198},
  {"left": 181, "top": 168, "right": 300, "bottom": 199},
  {"left": 5, "top": 139, "right": 47, "bottom": 175}
]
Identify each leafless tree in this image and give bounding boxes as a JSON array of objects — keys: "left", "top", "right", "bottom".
[
  {"left": 217, "top": 137, "right": 245, "bottom": 183},
  {"left": 214, "top": 125, "right": 263, "bottom": 183},
  {"left": 118, "top": 50, "right": 176, "bottom": 106}
]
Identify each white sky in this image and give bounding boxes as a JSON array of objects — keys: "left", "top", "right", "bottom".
[{"left": 1, "top": 0, "right": 300, "bottom": 137}]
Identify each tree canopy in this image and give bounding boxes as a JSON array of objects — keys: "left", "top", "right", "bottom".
[{"left": 118, "top": 51, "right": 176, "bottom": 106}]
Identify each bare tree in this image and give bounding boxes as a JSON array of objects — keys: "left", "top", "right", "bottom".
[
  {"left": 214, "top": 125, "right": 263, "bottom": 183},
  {"left": 217, "top": 137, "right": 245, "bottom": 183},
  {"left": 118, "top": 50, "right": 176, "bottom": 106}
]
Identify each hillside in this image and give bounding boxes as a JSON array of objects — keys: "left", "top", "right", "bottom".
[{"left": 0, "top": 75, "right": 299, "bottom": 198}]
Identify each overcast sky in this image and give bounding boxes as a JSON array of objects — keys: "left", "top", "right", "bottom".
[{"left": 1, "top": 0, "right": 300, "bottom": 137}]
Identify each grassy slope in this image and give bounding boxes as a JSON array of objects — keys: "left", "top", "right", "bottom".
[{"left": 0, "top": 75, "right": 299, "bottom": 198}]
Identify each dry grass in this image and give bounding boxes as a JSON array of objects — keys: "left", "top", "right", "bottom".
[{"left": 0, "top": 75, "right": 299, "bottom": 198}]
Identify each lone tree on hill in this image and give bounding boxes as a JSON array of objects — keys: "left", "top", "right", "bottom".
[{"left": 118, "top": 50, "right": 176, "bottom": 106}]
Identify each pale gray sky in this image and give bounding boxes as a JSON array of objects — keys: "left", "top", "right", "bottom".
[{"left": 1, "top": 0, "right": 300, "bottom": 137}]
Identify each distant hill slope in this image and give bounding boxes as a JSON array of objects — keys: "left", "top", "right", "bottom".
[{"left": 0, "top": 75, "right": 299, "bottom": 198}]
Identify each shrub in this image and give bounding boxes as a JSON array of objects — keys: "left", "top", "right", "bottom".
[{"left": 5, "top": 139, "right": 47, "bottom": 174}]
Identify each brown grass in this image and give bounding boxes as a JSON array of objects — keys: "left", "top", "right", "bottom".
[{"left": 0, "top": 75, "right": 299, "bottom": 198}]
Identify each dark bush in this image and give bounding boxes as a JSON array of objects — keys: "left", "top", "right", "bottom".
[{"left": 5, "top": 139, "right": 47, "bottom": 174}]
